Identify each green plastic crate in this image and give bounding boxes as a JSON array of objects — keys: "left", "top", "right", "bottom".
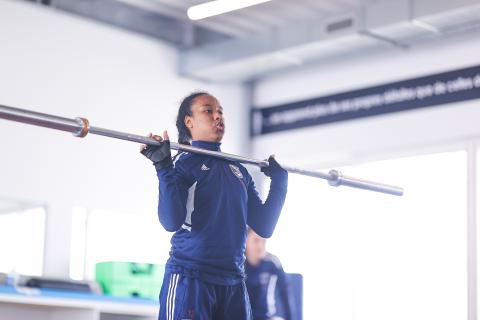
[
  {"left": 95, "top": 262, "right": 164, "bottom": 300},
  {"left": 104, "top": 282, "right": 161, "bottom": 299}
]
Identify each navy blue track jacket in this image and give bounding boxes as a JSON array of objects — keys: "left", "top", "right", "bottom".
[
  {"left": 246, "top": 253, "right": 293, "bottom": 320},
  {"left": 156, "top": 141, "right": 288, "bottom": 285}
]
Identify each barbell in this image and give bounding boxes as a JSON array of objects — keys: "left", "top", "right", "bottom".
[{"left": 0, "top": 104, "right": 403, "bottom": 196}]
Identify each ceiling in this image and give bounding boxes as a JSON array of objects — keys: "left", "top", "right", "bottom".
[
  {"left": 133, "top": 0, "right": 366, "bottom": 38},
  {"left": 23, "top": 0, "right": 480, "bottom": 82}
]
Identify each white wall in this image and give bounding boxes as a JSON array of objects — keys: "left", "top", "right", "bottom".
[
  {"left": 253, "top": 31, "right": 480, "bottom": 320},
  {"left": 252, "top": 32, "right": 480, "bottom": 168},
  {"left": 0, "top": 0, "right": 248, "bottom": 278}
]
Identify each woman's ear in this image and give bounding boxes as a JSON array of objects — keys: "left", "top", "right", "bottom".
[{"left": 184, "top": 115, "right": 193, "bottom": 129}]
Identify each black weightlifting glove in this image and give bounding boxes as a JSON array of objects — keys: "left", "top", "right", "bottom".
[
  {"left": 141, "top": 140, "right": 173, "bottom": 170},
  {"left": 261, "top": 155, "right": 288, "bottom": 180}
]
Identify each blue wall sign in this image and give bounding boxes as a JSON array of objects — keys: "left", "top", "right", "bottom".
[{"left": 251, "top": 65, "right": 480, "bottom": 136}]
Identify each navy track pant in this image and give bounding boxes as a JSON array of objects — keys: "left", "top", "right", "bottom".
[{"left": 158, "top": 271, "right": 252, "bottom": 320}]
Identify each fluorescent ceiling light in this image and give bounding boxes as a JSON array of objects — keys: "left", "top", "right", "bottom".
[
  {"left": 411, "top": 19, "right": 440, "bottom": 33},
  {"left": 187, "top": 0, "right": 273, "bottom": 20}
]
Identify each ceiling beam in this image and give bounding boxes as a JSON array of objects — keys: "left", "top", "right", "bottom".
[{"left": 47, "top": 0, "right": 231, "bottom": 47}]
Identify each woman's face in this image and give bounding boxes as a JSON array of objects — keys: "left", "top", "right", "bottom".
[{"left": 185, "top": 94, "right": 225, "bottom": 142}]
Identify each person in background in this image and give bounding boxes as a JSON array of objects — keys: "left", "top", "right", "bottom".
[
  {"left": 141, "top": 92, "right": 288, "bottom": 320},
  {"left": 245, "top": 228, "right": 294, "bottom": 320}
]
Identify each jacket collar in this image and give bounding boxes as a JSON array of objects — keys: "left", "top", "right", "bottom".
[{"left": 191, "top": 140, "right": 221, "bottom": 151}]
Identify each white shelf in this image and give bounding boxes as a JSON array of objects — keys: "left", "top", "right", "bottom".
[{"left": 0, "top": 286, "right": 158, "bottom": 320}]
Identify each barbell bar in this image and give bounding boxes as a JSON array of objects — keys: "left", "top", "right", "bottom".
[{"left": 0, "top": 104, "right": 404, "bottom": 196}]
